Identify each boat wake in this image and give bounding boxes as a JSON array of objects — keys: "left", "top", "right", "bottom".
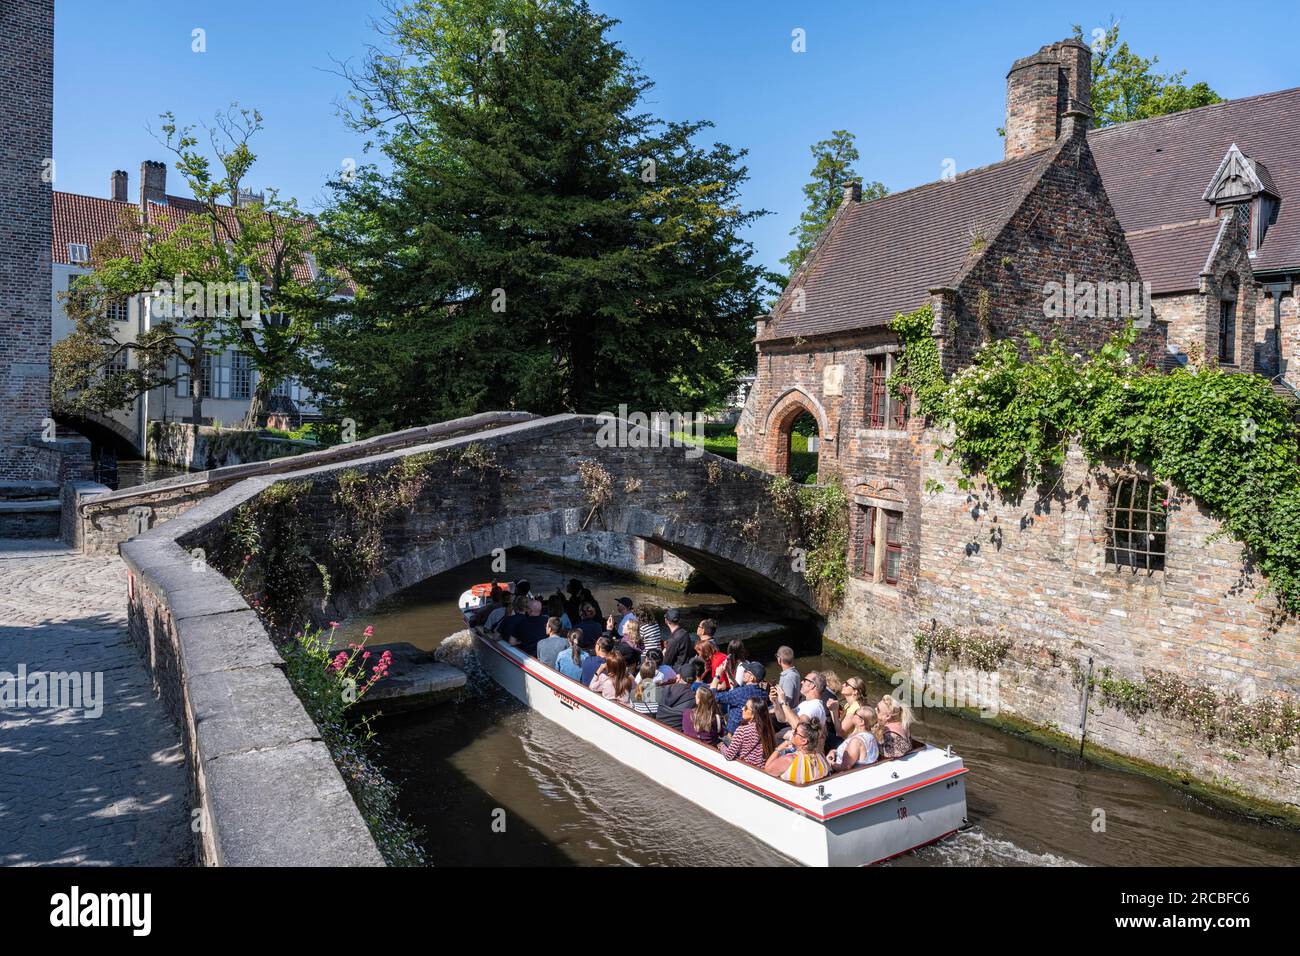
[{"left": 902, "top": 827, "right": 1083, "bottom": 867}]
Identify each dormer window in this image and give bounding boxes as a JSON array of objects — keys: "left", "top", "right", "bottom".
[
  {"left": 1203, "top": 144, "right": 1280, "bottom": 252},
  {"left": 67, "top": 242, "right": 90, "bottom": 264}
]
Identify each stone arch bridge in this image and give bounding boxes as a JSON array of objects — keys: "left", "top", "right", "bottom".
[{"left": 127, "top": 412, "right": 823, "bottom": 629}]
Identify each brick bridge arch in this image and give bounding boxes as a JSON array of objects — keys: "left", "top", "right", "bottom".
[{"left": 179, "top": 414, "right": 823, "bottom": 626}]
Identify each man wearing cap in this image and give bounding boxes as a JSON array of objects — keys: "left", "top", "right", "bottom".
[
  {"left": 614, "top": 597, "right": 636, "bottom": 638},
  {"left": 712, "top": 662, "right": 770, "bottom": 736},
  {"left": 661, "top": 609, "right": 692, "bottom": 669}
]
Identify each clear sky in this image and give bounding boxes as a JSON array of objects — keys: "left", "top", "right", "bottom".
[{"left": 53, "top": 0, "right": 1299, "bottom": 274}]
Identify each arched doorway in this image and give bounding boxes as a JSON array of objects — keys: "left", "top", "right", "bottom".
[
  {"left": 764, "top": 392, "right": 826, "bottom": 483},
  {"left": 787, "top": 410, "right": 819, "bottom": 483}
]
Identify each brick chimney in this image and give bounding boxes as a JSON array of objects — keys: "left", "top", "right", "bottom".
[
  {"left": 111, "top": 169, "right": 128, "bottom": 202},
  {"left": 842, "top": 179, "right": 862, "bottom": 203},
  {"left": 139, "top": 160, "right": 167, "bottom": 209},
  {"left": 1004, "top": 39, "right": 1093, "bottom": 160}
]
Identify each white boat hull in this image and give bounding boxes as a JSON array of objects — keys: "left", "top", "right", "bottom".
[{"left": 474, "top": 632, "right": 968, "bottom": 866}]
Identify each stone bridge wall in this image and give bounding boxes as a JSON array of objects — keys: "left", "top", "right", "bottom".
[{"left": 74, "top": 411, "right": 538, "bottom": 553}]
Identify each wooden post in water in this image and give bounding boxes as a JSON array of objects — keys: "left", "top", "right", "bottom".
[{"left": 1077, "top": 655, "right": 1094, "bottom": 759}]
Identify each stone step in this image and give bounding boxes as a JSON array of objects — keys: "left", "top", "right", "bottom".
[
  {"left": 0, "top": 498, "right": 60, "bottom": 513},
  {"left": 0, "top": 480, "right": 60, "bottom": 501}
]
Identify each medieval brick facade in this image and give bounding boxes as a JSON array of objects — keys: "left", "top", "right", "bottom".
[
  {"left": 738, "top": 38, "right": 1300, "bottom": 816},
  {"left": 0, "top": 0, "right": 55, "bottom": 479}
]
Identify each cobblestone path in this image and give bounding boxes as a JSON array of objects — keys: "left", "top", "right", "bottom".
[{"left": 0, "top": 540, "right": 190, "bottom": 865}]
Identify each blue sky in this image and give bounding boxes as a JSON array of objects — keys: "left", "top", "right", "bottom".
[{"left": 54, "top": 0, "right": 1299, "bottom": 274}]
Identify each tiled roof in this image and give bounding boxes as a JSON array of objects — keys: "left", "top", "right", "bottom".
[
  {"left": 1124, "top": 219, "right": 1225, "bottom": 295},
  {"left": 51, "top": 192, "right": 141, "bottom": 265},
  {"left": 51, "top": 190, "right": 333, "bottom": 289},
  {"left": 766, "top": 149, "right": 1047, "bottom": 339},
  {"left": 1090, "top": 87, "right": 1300, "bottom": 281}
]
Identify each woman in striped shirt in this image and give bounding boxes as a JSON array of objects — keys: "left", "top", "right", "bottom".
[{"left": 719, "top": 697, "right": 777, "bottom": 769}]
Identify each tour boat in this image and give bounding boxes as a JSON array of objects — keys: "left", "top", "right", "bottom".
[
  {"left": 472, "top": 630, "right": 969, "bottom": 867},
  {"left": 458, "top": 582, "right": 508, "bottom": 619}
]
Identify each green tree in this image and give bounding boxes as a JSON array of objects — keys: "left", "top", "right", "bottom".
[
  {"left": 780, "top": 130, "right": 886, "bottom": 277},
  {"left": 1073, "top": 23, "right": 1222, "bottom": 127},
  {"left": 311, "top": 0, "right": 773, "bottom": 433},
  {"left": 54, "top": 106, "right": 336, "bottom": 427}
]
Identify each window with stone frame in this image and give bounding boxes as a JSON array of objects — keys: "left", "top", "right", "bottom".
[
  {"left": 859, "top": 503, "right": 903, "bottom": 585},
  {"left": 866, "top": 354, "right": 909, "bottom": 430},
  {"left": 1105, "top": 477, "right": 1169, "bottom": 573}
]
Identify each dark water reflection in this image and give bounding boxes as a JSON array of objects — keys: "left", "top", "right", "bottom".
[{"left": 362, "top": 553, "right": 1300, "bottom": 867}]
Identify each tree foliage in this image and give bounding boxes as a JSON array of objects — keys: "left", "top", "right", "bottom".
[
  {"left": 311, "top": 0, "right": 773, "bottom": 434},
  {"left": 780, "top": 130, "right": 886, "bottom": 278},
  {"left": 1072, "top": 23, "right": 1222, "bottom": 127},
  {"left": 53, "top": 106, "right": 337, "bottom": 426}
]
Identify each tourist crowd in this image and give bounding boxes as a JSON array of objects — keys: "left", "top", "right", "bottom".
[{"left": 470, "top": 578, "right": 915, "bottom": 786}]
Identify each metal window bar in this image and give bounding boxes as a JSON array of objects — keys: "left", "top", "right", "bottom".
[
  {"left": 868, "top": 356, "right": 888, "bottom": 428},
  {"left": 884, "top": 512, "right": 902, "bottom": 584},
  {"left": 862, "top": 505, "right": 876, "bottom": 579},
  {"left": 1105, "top": 478, "right": 1168, "bottom": 573}
]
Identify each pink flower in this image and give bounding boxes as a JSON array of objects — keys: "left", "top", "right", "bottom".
[
  {"left": 242, "top": 554, "right": 251, "bottom": 564},
  {"left": 329, "top": 621, "right": 340, "bottom": 629},
  {"left": 363, "top": 625, "right": 375, "bottom": 638},
  {"left": 363, "top": 651, "right": 371, "bottom": 660}
]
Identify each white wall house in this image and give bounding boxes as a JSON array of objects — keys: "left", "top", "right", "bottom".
[{"left": 51, "top": 165, "right": 342, "bottom": 452}]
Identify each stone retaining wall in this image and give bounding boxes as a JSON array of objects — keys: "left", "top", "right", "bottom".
[
  {"left": 76, "top": 412, "right": 539, "bottom": 554},
  {"left": 120, "top": 497, "right": 384, "bottom": 867},
  {"left": 527, "top": 530, "right": 695, "bottom": 586},
  {"left": 146, "top": 421, "right": 317, "bottom": 471}
]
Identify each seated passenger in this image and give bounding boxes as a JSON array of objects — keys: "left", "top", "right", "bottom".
[
  {"left": 630, "top": 660, "right": 663, "bottom": 717},
  {"left": 771, "top": 672, "right": 829, "bottom": 751},
  {"left": 764, "top": 717, "right": 829, "bottom": 784},
  {"left": 712, "top": 661, "right": 769, "bottom": 736},
  {"left": 546, "top": 594, "right": 573, "bottom": 632},
  {"left": 639, "top": 647, "right": 675, "bottom": 685},
  {"left": 714, "top": 639, "right": 748, "bottom": 690},
  {"left": 655, "top": 660, "right": 704, "bottom": 732},
  {"left": 837, "top": 676, "right": 870, "bottom": 736},
  {"left": 682, "top": 687, "right": 724, "bottom": 746},
  {"left": 719, "top": 697, "right": 777, "bottom": 769},
  {"left": 581, "top": 636, "right": 615, "bottom": 686},
  {"left": 555, "top": 629, "right": 589, "bottom": 682},
  {"left": 535, "top": 616, "right": 568, "bottom": 668},
  {"left": 576, "top": 602, "right": 604, "bottom": 645},
  {"left": 505, "top": 598, "right": 549, "bottom": 656},
  {"left": 829, "top": 707, "right": 879, "bottom": 770},
  {"left": 590, "top": 651, "right": 633, "bottom": 702},
  {"left": 693, "top": 638, "right": 724, "bottom": 684},
  {"left": 875, "top": 695, "right": 915, "bottom": 758},
  {"left": 635, "top": 606, "right": 663, "bottom": 654}
]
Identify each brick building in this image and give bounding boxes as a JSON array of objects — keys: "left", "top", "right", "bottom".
[{"left": 737, "top": 39, "right": 1300, "bottom": 815}]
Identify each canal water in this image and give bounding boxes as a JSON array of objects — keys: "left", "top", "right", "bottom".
[{"left": 354, "top": 553, "right": 1300, "bottom": 867}]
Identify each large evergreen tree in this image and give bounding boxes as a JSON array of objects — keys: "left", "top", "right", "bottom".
[
  {"left": 780, "top": 130, "right": 886, "bottom": 278},
  {"left": 312, "top": 0, "right": 772, "bottom": 432}
]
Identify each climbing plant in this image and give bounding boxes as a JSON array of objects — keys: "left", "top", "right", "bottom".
[
  {"left": 890, "top": 305, "right": 1300, "bottom": 615},
  {"left": 769, "top": 475, "right": 849, "bottom": 609}
]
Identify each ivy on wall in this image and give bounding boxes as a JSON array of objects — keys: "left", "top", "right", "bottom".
[
  {"left": 768, "top": 475, "right": 849, "bottom": 610},
  {"left": 891, "top": 305, "right": 1300, "bottom": 616}
]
